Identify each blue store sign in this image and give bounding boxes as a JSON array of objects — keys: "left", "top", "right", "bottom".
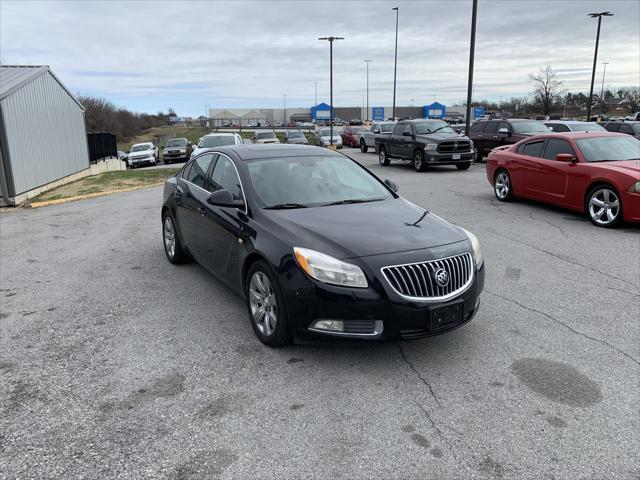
[{"left": 372, "top": 107, "right": 385, "bottom": 121}]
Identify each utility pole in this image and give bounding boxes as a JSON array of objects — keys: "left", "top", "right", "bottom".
[
  {"left": 318, "top": 36, "right": 344, "bottom": 146},
  {"left": 586, "top": 11, "right": 613, "bottom": 121},
  {"left": 283, "top": 94, "right": 287, "bottom": 126},
  {"left": 464, "top": 0, "right": 478, "bottom": 136},
  {"left": 600, "top": 61, "right": 609, "bottom": 112},
  {"left": 392, "top": 7, "right": 399, "bottom": 120},
  {"left": 314, "top": 81, "right": 319, "bottom": 106},
  {"left": 364, "top": 59, "right": 372, "bottom": 122}
]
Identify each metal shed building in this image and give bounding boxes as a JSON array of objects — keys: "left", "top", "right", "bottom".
[{"left": 0, "top": 65, "right": 89, "bottom": 205}]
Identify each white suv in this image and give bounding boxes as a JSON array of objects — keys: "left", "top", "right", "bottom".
[
  {"left": 191, "top": 133, "right": 243, "bottom": 158},
  {"left": 127, "top": 142, "right": 158, "bottom": 168}
]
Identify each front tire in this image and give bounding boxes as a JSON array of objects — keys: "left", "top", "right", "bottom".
[
  {"left": 494, "top": 169, "right": 513, "bottom": 201},
  {"left": 360, "top": 140, "right": 368, "bottom": 153},
  {"left": 162, "top": 212, "right": 190, "bottom": 264},
  {"left": 586, "top": 186, "right": 622, "bottom": 228},
  {"left": 474, "top": 147, "right": 483, "bottom": 163},
  {"left": 456, "top": 162, "right": 471, "bottom": 170},
  {"left": 245, "top": 261, "right": 292, "bottom": 347},
  {"left": 378, "top": 146, "right": 390, "bottom": 166},
  {"left": 413, "top": 150, "right": 427, "bottom": 172}
]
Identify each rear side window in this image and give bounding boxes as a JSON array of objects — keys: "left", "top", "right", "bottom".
[
  {"left": 542, "top": 139, "right": 575, "bottom": 160},
  {"left": 518, "top": 140, "right": 545, "bottom": 157},
  {"left": 483, "top": 122, "right": 500, "bottom": 134},
  {"left": 185, "top": 153, "right": 215, "bottom": 190},
  {"left": 604, "top": 123, "right": 620, "bottom": 132},
  {"left": 470, "top": 122, "right": 485, "bottom": 134}
]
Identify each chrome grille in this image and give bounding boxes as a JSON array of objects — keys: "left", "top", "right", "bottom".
[
  {"left": 382, "top": 253, "right": 474, "bottom": 300},
  {"left": 437, "top": 141, "right": 471, "bottom": 153}
]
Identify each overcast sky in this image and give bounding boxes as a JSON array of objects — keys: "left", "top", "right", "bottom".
[{"left": 1, "top": 0, "right": 638, "bottom": 116}]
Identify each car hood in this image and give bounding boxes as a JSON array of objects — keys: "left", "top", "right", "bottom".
[
  {"left": 416, "top": 132, "right": 469, "bottom": 142},
  {"left": 588, "top": 159, "right": 640, "bottom": 176},
  {"left": 261, "top": 198, "right": 467, "bottom": 260},
  {"left": 130, "top": 149, "right": 153, "bottom": 156}
]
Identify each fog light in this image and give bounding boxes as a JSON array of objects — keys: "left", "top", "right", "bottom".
[{"left": 312, "top": 319, "right": 344, "bottom": 332}]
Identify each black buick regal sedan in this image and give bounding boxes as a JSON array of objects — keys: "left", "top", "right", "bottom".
[{"left": 161, "top": 144, "right": 484, "bottom": 347}]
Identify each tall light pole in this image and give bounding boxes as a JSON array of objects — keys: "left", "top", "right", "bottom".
[
  {"left": 283, "top": 94, "right": 287, "bottom": 126},
  {"left": 392, "top": 7, "right": 399, "bottom": 120},
  {"left": 314, "top": 81, "right": 319, "bottom": 106},
  {"left": 600, "top": 61, "right": 609, "bottom": 112},
  {"left": 586, "top": 11, "right": 613, "bottom": 121},
  {"left": 465, "top": 0, "right": 478, "bottom": 136},
  {"left": 364, "top": 59, "right": 372, "bottom": 122},
  {"left": 318, "top": 36, "right": 344, "bottom": 146}
]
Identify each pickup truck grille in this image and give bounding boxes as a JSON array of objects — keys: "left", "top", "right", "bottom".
[
  {"left": 438, "top": 141, "right": 471, "bottom": 153},
  {"left": 382, "top": 253, "right": 474, "bottom": 300}
]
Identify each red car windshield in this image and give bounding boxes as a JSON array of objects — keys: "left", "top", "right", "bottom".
[{"left": 576, "top": 136, "right": 640, "bottom": 162}]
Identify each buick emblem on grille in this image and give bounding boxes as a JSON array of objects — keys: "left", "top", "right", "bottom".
[{"left": 434, "top": 268, "right": 449, "bottom": 287}]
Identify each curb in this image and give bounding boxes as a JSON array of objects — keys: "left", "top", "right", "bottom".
[{"left": 29, "top": 182, "right": 165, "bottom": 208}]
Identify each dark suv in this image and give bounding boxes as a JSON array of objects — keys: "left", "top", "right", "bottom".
[
  {"left": 375, "top": 119, "right": 473, "bottom": 171},
  {"left": 470, "top": 119, "right": 549, "bottom": 161},
  {"left": 600, "top": 121, "right": 640, "bottom": 139}
]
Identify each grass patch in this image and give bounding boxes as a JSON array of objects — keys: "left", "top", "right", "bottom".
[{"left": 32, "top": 168, "right": 180, "bottom": 203}]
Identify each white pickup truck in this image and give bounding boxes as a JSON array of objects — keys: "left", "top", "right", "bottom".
[
  {"left": 127, "top": 142, "right": 158, "bottom": 168},
  {"left": 358, "top": 121, "right": 396, "bottom": 153}
]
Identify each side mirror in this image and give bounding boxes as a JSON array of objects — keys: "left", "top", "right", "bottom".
[
  {"left": 556, "top": 153, "right": 576, "bottom": 162},
  {"left": 373, "top": 129, "right": 380, "bottom": 134},
  {"left": 402, "top": 131, "right": 413, "bottom": 137},
  {"left": 206, "top": 189, "right": 245, "bottom": 208},
  {"left": 498, "top": 127, "right": 510, "bottom": 136},
  {"left": 384, "top": 179, "right": 399, "bottom": 192}
]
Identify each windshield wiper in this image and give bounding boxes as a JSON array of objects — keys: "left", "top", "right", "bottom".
[
  {"left": 264, "top": 203, "right": 308, "bottom": 209},
  {"left": 430, "top": 126, "right": 450, "bottom": 134},
  {"left": 321, "top": 198, "right": 385, "bottom": 206}
]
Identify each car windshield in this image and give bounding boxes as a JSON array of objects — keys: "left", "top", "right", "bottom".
[
  {"left": 576, "top": 136, "right": 640, "bottom": 162},
  {"left": 413, "top": 121, "right": 454, "bottom": 134},
  {"left": 130, "top": 144, "right": 150, "bottom": 152},
  {"left": 256, "top": 132, "right": 276, "bottom": 139},
  {"left": 512, "top": 121, "right": 549, "bottom": 133},
  {"left": 166, "top": 139, "right": 186, "bottom": 147},
  {"left": 247, "top": 155, "right": 392, "bottom": 208},
  {"left": 200, "top": 136, "right": 236, "bottom": 148},
  {"left": 319, "top": 129, "right": 336, "bottom": 136},
  {"left": 568, "top": 123, "right": 605, "bottom": 132},
  {"left": 288, "top": 131, "right": 303, "bottom": 137}
]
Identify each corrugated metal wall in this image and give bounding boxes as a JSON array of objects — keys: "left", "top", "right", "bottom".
[{"left": 1, "top": 71, "right": 89, "bottom": 195}]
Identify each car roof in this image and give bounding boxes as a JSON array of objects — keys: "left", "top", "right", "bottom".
[
  {"left": 544, "top": 120, "right": 593, "bottom": 125},
  {"left": 213, "top": 144, "right": 337, "bottom": 161},
  {"left": 204, "top": 132, "right": 236, "bottom": 137},
  {"left": 132, "top": 142, "right": 152, "bottom": 146},
  {"left": 522, "top": 131, "right": 625, "bottom": 141}
]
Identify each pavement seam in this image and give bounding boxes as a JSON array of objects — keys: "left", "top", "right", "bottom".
[{"left": 484, "top": 289, "right": 640, "bottom": 367}]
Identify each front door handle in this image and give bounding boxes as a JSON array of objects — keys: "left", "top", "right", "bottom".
[
  {"left": 175, "top": 185, "right": 184, "bottom": 197},
  {"left": 198, "top": 207, "right": 206, "bottom": 216}
]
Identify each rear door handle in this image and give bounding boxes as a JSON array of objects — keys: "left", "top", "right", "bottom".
[{"left": 198, "top": 207, "right": 206, "bottom": 216}]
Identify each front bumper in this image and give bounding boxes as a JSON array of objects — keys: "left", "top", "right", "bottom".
[
  {"left": 424, "top": 150, "right": 474, "bottom": 165},
  {"left": 280, "top": 244, "right": 485, "bottom": 341},
  {"left": 163, "top": 152, "right": 189, "bottom": 162},
  {"left": 129, "top": 156, "right": 155, "bottom": 165}
]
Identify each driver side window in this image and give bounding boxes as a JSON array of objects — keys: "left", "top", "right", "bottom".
[{"left": 209, "top": 155, "right": 243, "bottom": 201}]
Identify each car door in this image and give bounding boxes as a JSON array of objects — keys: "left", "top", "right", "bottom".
[
  {"left": 482, "top": 121, "right": 500, "bottom": 152},
  {"left": 195, "top": 154, "right": 245, "bottom": 279},
  {"left": 391, "top": 124, "right": 412, "bottom": 158},
  {"left": 534, "top": 138, "right": 577, "bottom": 201},
  {"left": 511, "top": 139, "right": 546, "bottom": 197},
  {"left": 176, "top": 153, "right": 216, "bottom": 252}
]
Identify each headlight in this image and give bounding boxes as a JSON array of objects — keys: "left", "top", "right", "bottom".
[
  {"left": 425, "top": 143, "right": 437, "bottom": 151},
  {"left": 293, "top": 247, "right": 367, "bottom": 288},
  {"left": 180, "top": 149, "right": 186, "bottom": 153},
  {"left": 631, "top": 181, "right": 640, "bottom": 193},
  {"left": 460, "top": 228, "right": 483, "bottom": 268}
]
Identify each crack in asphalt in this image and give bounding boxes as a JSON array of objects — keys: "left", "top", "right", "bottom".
[
  {"left": 558, "top": 274, "right": 640, "bottom": 299},
  {"left": 415, "top": 402, "right": 459, "bottom": 460},
  {"left": 484, "top": 289, "right": 640, "bottom": 367},
  {"left": 485, "top": 228, "right": 638, "bottom": 290},
  {"left": 528, "top": 211, "right": 567, "bottom": 237},
  {"left": 394, "top": 342, "right": 442, "bottom": 408}
]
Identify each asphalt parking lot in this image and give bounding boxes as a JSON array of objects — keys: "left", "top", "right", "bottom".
[{"left": 1, "top": 149, "right": 638, "bottom": 479}]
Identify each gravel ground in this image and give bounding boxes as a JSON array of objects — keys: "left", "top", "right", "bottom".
[{"left": 1, "top": 149, "right": 638, "bottom": 479}]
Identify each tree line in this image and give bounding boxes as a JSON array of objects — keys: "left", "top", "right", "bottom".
[{"left": 78, "top": 96, "right": 174, "bottom": 141}]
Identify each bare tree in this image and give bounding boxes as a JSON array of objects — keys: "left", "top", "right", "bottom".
[{"left": 528, "top": 65, "right": 563, "bottom": 115}]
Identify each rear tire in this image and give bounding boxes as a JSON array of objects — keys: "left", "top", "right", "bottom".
[
  {"left": 378, "top": 146, "right": 390, "bottom": 166},
  {"left": 360, "top": 140, "right": 368, "bottom": 153},
  {"left": 162, "top": 212, "right": 190, "bottom": 264},
  {"left": 456, "top": 162, "right": 471, "bottom": 170},
  {"left": 413, "top": 150, "right": 428, "bottom": 172},
  {"left": 494, "top": 169, "right": 513, "bottom": 201},
  {"left": 245, "top": 261, "right": 292, "bottom": 347}
]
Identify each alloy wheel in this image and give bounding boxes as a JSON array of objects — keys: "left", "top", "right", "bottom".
[
  {"left": 378, "top": 148, "right": 387, "bottom": 165},
  {"left": 588, "top": 188, "right": 620, "bottom": 226},
  {"left": 495, "top": 172, "right": 510, "bottom": 200},
  {"left": 249, "top": 271, "right": 277, "bottom": 336},
  {"left": 163, "top": 216, "right": 176, "bottom": 259}
]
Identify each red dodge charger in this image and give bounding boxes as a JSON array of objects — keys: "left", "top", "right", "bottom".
[{"left": 486, "top": 132, "right": 640, "bottom": 227}]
